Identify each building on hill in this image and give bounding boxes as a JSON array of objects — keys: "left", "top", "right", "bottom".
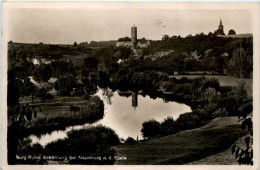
[
  {"left": 137, "top": 38, "right": 151, "bottom": 48},
  {"left": 116, "top": 25, "right": 150, "bottom": 50},
  {"left": 116, "top": 37, "right": 134, "bottom": 47},
  {"left": 214, "top": 19, "right": 225, "bottom": 36}
]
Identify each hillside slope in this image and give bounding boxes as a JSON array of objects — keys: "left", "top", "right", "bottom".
[{"left": 114, "top": 117, "right": 246, "bottom": 165}]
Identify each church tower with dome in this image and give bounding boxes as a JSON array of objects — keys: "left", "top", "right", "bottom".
[{"left": 214, "top": 19, "right": 225, "bottom": 36}]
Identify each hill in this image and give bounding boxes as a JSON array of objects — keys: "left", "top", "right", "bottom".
[{"left": 114, "top": 117, "right": 246, "bottom": 165}]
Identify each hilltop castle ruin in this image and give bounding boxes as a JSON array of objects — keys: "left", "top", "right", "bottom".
[{"left": 116, "top": 25, "right": 150, "bottom": 49}]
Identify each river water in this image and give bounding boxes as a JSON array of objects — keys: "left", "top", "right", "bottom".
[{"left": 29, "top": 88, "right": 191, "bottom": 146}]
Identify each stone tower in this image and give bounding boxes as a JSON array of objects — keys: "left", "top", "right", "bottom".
[{"left": 131, "top": 25, "right": 137, "bottom": 44}]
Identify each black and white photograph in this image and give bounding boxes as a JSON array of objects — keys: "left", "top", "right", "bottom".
[{"left": 1, "top": 2, "right": 260, "bottom": 169}]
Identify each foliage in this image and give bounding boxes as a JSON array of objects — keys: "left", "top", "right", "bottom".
[
  {"left": 228, "top": 29, "right": 236, "bottom": 35},
  {"left": 117, "top": 36, "right": 131, "bottom": 42},
  {"left": 212, "top": 108, "right": 228, "bottom": 118},
  {"left": 55, "top": 74, "right": 77, "bottom": 96},
  {"left": 161, "top": 117, "right": 176, "bottom": 135},
  {"left": 231, "top": 82, "right": 253, "bottom": 165},
  {"left": 8, "top": 104, "right": 42, "bottom": 164},
  {"left": 230, "top": 81, "right": 248, "bottom": 107},
  {"left": 201, "top": 87, "right": 217, "bottom": 102},
  {"left": 227, "top": 48, "right": 253, "bottom": 78},
  {"left": 34, "top": 84, "right": 54, "bottom": 102},
  {"left": 232, "top": 118, "right": 253, "bottom": 165},
  {"left": 141, "top": 119, "right": 161, "bottom": 139},
  {"left": 125, "top": 137, "right": 137, "bottom": 144},
  {"left": 175, "top": 112, "right": 201, "bottom": 130},
  {"left": 44, "top": 125, "right": 120, "bottom": 164},
  {"left": 84, "top": 56, "right": 99, "bottom": 71},
  {"left": 80, "top": 40, "right": 116, "bottom": 47},
  {"left": 50, "top": 61, "right": 75, "bottom": 78},
  {"left": 200, "top": 78, "right": 220, "bottom": 92},
  {"left": 33, "top": 64, "right": 52, "bottom": 83}
]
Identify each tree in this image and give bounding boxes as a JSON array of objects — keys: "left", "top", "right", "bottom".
[
  {"left": 55, "top": 74, "right": 76, "bottom": 96},
  {"left": 162, "top": 34, "right": 169, "bottom": 41},
  {"left": 208, "top": 32, "right": 213, "bottom": 36},
  {"left": 84, "top": 57, "right": 99, "bottom": 71},
  {"left": 35, "top": 85, "right": 53, "bottom": 102},
  {"left": 227, "top": 47, "right": 253, "bottom": 78},
  {"left": 125, "top": 137, "right": 137, "bottom": 144},
  {"left": 73, "top": 42, "right": 78, "bottom": 46},
  {"left": 8, "top": 104, "right": 42, "bottom": 164},
  {"left": 231, "top": 81, "right": 248, "bottom": 108},
  {"left": 141, "top": 119, "right": 161, "bottom": 139},
  {"left": 171, "top": 35, "right": 177, "bottom": 40},
  {"left": 161, "top": 117, "right": 176, "bottom": 135},
  {"left": 176, "top": 112, "right": 201, "bottom": 130},
  {"left": 228, "top": 29, "right": 236, "bottom": 35},
  {"left": 33, "top": 64, "right": 52, "bottom": 83},
  {"left": 8, "top": 79, "right": 22, "bottom": 107},
  {"left": 50, "top": 61, "right": 75, "bottom": 77}
]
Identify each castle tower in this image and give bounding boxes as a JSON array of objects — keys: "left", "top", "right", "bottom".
[
  {"left": 131, "top": 25, "right": 137, "bottom": 44},
  {"left": 218, "top": 19, "right": 224, "bottom": 31}
]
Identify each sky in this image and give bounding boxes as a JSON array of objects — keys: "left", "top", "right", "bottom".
[{"left": 6, "top": 3, "right": 253, "bottom": 44}]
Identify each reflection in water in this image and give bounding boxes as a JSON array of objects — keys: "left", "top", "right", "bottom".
[
  {"left": 101, "top": 87, "right": 114, "bottom": 105},
  {"left": 132, "top": 92, "right": 138, "bottom": 108},
  {"left": 29, "top": 88, "right": 191, "bottom": 146}
]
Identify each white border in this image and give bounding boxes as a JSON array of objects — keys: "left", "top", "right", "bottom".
[{"left": 1, "top": 2, "right": 260, "bottom": 170}]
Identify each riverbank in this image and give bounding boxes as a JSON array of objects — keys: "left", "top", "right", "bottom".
[
  {"left": 8, "top": 95, "right": 104, "bottom": 137},
  {"left": 113, "top": 117, "right": 246, "bottom": 165}
]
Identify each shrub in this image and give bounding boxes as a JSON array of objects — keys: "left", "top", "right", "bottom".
[
  {"left": 200, "top": 78, "right": 220, "bottom": 92},
  {"left": 161, "top": 117, "right": 176, "bottom": 135},
  {"left": 195, "top": 109, "right": 212, "bottom": 121},
  {"left": 212, "top": 108, "right": 228, "bottom": 118},
  {"left": 44, "top": 125, "right": 120, "bottom": 164},
  {"left": 141, "top": 119, "right": 161, "bottom": 139},
  {"left": 238, "top": 101, "right": 253, "bottom": 119},
  {"left": 125, "top": 137, "right": 137, "bottom": 144},
  {"left": 201, "top": 87, "right": 217, "bottom": 102},
  {"left": 175, "top": 112, "right": 201, "bottom": 130}
]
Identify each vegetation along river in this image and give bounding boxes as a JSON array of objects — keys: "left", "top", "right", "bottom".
[{"left": 28, "top": 88, "right": 192, "bottom": 146}]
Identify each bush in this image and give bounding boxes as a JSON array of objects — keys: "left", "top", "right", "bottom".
[
  {"left": 195, "top": 109, "right": 212, "bottom": 121},
  {"left": 161, "top": 117, "right": 176, "bottom": 135},
  {"left": 44, "top": 125, "right": 120, "bottom": 164},
  {"left": 212, "top": 108, "right": 228, "bottom": 118},
  {"left": 200, "top": 78, "right": 220, "bottom": 92},
  {"left": 201, "top": 87, "right": 217, "bottom": 102},
  {"left": 141, "top": 119, "right": 161, "bottom": 139},
  {"left": 238, "top": 101, "right": 253, "bottom": 118},
  {"left": 175, "top": 112, "right": 201, "bottom": 130},
  {"left": 125, "top": 137, "right": 137, "bottom": 144}
]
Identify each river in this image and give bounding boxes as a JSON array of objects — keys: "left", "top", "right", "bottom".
[{"left": 28, "top": 88, "right": 191, "bottom": 146}]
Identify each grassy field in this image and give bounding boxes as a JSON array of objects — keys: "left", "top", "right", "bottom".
[
  {"left": 114, "top": 117, "right": 246, "bottom": 165},
  {"left": 187, "top": 133, "right": 250, "bottom": 165},
  {"left": 9, "top": 95, "right": 104, "bottom": 137}
]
